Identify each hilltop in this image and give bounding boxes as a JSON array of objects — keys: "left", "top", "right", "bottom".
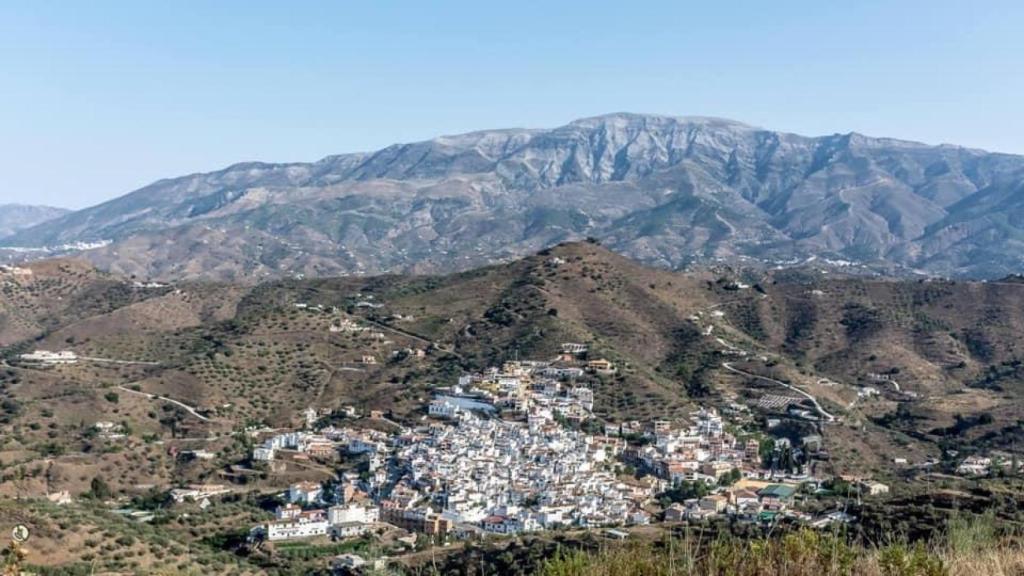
[{"left": 4, "top": 113, "right": 1024, "bottom": 280}]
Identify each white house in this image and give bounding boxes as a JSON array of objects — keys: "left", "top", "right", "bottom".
[
  {"left": 289, "top": 482, "right": 323, "bottom": 505},
  {"left": 328, "top": 504, "right": 378, "bottom": 525},
  {"left": 267, "top": 517, "right": 329, "bottom": 541},
  {"left": 570, "top": 387, "right": 595, "bottom": 411},
  {"left": 860, "top": 481, "right": 890, "bottom": 496},
  {"left": 348, "top": 438, "right": 384, "bottom": 455},
  {"left": 481, "top": 515, "right": 521, "bottom": 535},
  {"left": 331, "top": 553, "right": 366, "bottom": 570},
  {"left": 19, "top": 350, "right": 78, "bottom": 365},
  {"left": 428, "top": 400, "right": 462, "bottom": 419},
  {"left": 957, "top": 456, "right": 992, "bottom": 476},
  {"left": 276, "top": 503, "right": 302, "bottom": 520},
  {"left": 628, "top": 510, "right": 650, "bottom": 525},
  {"left": 331, "top": 522, "right": 369, "bottom": 539}
]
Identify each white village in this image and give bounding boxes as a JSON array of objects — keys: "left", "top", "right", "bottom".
[{"left": 240, "top": 342, "right": 863, "bottom": 557}]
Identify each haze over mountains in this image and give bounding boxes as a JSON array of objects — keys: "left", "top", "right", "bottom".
[
  {"left": 4, "top": 113, "right": 1024, "bottom": 281},
  {"left": 0, "top": 204, "right": 69, "bottom": 238}
]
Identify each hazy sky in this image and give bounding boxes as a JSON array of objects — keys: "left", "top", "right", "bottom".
[{"left": 2, "top": 1, "right": 1022, "bottom": 209}]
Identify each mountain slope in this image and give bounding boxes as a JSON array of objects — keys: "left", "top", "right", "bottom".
[
  {"left": 7, "top": 244, "right": 1024, "bottom": 480},
  {"left": 0, "top": 204, "right": 69, "bottom": 238},
  {"left": 6, "top": 113, "right": 1024, "bottom": 280}
]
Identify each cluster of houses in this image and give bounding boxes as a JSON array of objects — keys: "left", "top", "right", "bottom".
[
  {"left": 251, "top": 397, "right": 826, "bottom": 544},
  {"left": 387, "top": 406, "right": 651, "bottom": 534},
  {"left": 955, "top": 453, "right": 1019, "bottom": 476},
  {"left": 664, "top": 483, "right": 796, "bottom": 523},
  {"left": 620, "top": 407, "right": 763, "bottom": 484},
  {"left": 251, "top": 426, "right": 389, "bottom": 464},
  {"left": 254, "top": 479, "right": 382, "bottom": 542},
  {"left": 241, "top": 347, "right": 900, "bottom": 548},
  {"left": 428, "top": 350, "right": 615, "bottom": 422}
]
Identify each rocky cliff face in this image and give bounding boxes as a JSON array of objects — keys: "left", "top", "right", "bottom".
[{"left": 5, "top": 113, "right": 1024, "bottom": 280}]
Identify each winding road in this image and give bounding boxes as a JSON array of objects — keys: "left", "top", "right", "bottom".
[
  {"left": 722, "top": 362, "right": 836, "bottom": 422},
  {"left": 81, "top": 356, "right": 160, "bottom": 366},
  {"left": 359, "top": 317, "right": 464, "bottom": 360},
  {"left": 117, "top": 385, "right": 211, "bottom": 422}
]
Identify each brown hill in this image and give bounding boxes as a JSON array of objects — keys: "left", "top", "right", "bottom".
[{"left": 3, "top": 243, "right": 1024, "bottom": 492}]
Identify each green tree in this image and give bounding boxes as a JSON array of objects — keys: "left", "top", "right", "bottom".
[
  {"left": 88, "top": 476, "right": 113, "bottom": 500},
  {"left": 718, "top": 468, "right": 742, "bottom": 486}
]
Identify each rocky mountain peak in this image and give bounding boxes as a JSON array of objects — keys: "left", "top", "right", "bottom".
[{"left": 4, "top": 113, "right": 1024, "bottom": 281}]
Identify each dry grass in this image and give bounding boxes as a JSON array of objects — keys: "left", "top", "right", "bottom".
[{"left": 536, "top": 514, "right": 1020, "bottom": 576}]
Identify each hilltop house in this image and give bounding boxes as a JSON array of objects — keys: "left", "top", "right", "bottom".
[{"left": 19, "top": 350, "right": 78, "bottom": 365}]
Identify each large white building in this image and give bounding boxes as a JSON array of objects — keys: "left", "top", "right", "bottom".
[
  {"left": 266, "top": 517, "right": 329, "bottom": 541},
  {"left": 328, "top": 504, "right": 379, "bottom": 525},
  {"left": 428, "top": 399, "right": 462, "bottom": 419}
]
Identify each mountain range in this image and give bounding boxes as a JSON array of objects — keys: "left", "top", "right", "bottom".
[
  {"left": 0, "top": 204, "right": 69, "bottom": 238},
  {"left": 4, "top": 113, "right": 1024, "bottom": 280}
]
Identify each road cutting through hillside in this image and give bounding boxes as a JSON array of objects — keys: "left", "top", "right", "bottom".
[
  {"left": 695, "top": 302, "right": 838, "bottom": 423},
  {"left": 81, "top": 356, "right": 161, "bottom": 366},
  {"left": 721, "top": 362, "right": 836, "bottom": 422},
  {"left": 117, "top": 385, "right": 211, "bottom": 421}
]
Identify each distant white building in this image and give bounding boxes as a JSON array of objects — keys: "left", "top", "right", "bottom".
[
  {"left": 497, "top": 377, "right": 522, "bottom": 392},
  {"left": 628, "top": 510, "right": 651, "bottom": 525},
  {"left": 428, "top": 399, "right": 462, "bottom": 419},
  {"left": 304, "top": 407, "right": 318, "bottom": 428},
  {"left": 46, "top": 491, "right": 73, "bottom": 506},
  {"left": 289, "top": 482, "right": 323, "bottom": 505},
  {"left": 331, "top": 522, "right": 369, "bottom": 539},
  {"left": 328, "top": 504, "right": 379, "bottom": 525},
  {"left": 19, "top": 350, "right": 78, "bottom": 365},
  {"left": 859, "top": 481, "right": 890, "bottom": 496},
  {"left": 94, "top": 421, "right": 126, "bottom": 439},
  {"left": 570, "top": 387, "right": 595, "bottom": 411},
  {"left": 170, "top": 484, "right": 231, "bottom": 504},
  {"left": 696, "top": 408, "right": 724, "bottom": 437},
  {"left": 561, "top": 343, "right": 588, "bottom": 355},
  {"left": 331, "top": 554, "right": 367, "bottom": 570},
  {"left": 957, "top": 456, "right": 992, "bottom": 476},
  {"left": 267, "top": 516, "right": 329, "bottom": 541}
]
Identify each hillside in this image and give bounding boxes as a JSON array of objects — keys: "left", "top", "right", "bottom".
[
  {"left": 2, "top": 243, "right": 1024, "bottom": 498},
  {"left": 5, "top": 114, "right": 1024, "bottom": 280}
]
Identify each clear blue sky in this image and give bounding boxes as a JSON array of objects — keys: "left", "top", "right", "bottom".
[{"left": 2, "top": 0, "right": 1022, "bottom": 209}]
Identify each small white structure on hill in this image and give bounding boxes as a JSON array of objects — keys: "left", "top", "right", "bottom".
[{"left": 19, "top": 350, "right": 78, "bottom": 365}]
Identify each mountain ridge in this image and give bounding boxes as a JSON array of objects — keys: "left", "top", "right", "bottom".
[
  {"left": 0, "top": 203, "right": 70, "bottom": 238},
  {"left": 4, "top": 113, "right": 1024, "bottom": 280}
]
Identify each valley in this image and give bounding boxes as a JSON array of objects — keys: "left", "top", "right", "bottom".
[{"left": 2, "top": 242, "right": 1024, "bottom": 573}]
